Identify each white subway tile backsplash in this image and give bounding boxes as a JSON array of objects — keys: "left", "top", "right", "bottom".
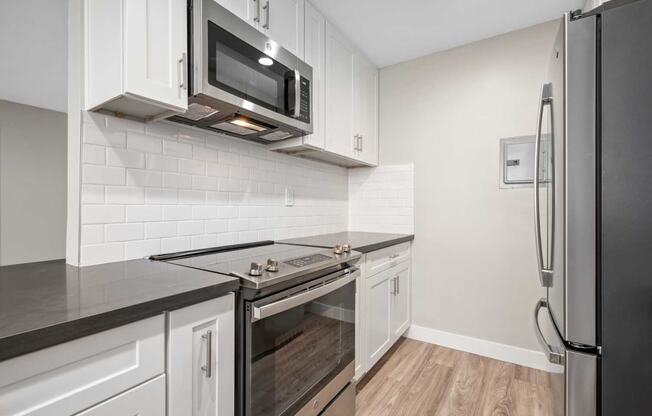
[
  {"left": 79, "top": 112, "right": 348, "bottom": 265},
  {"left": 81, "top": 184, "right": 105, "bottom": 204},
  {"left": 163, "top": 205, "right": 192, "bottom": 221},
  {"left": 205, "top": 219, "right": 228, "bottom": 233},
  {"left": 81, "top": 225, "right": 104, "bottom": 245},
  {"left": 107, "top": 148, "right": 145, "bottom": 168},
  {"left": 178, "top": 190, "right": 206, "bottom": 205},
  {"left": 126, "top": 169, "right": 163, "bottom": 187},
  {"left": 163, "top": 173, "right": 192, "bottom": 189},
  {"left": 125, "top": 239, "right": 161, "bottom": 259},
  {"left": 163, "top": 140, "right": 193, "bottom": 158},
  {"left": 83, "top": 165, "right": 125, "bottom": 185},
  {"left": 192, "top": 146, "right": 218, "bottom": 162},
  {"left": 146, "top": 154, "right": 179, "bottom": 172},
  {"left": 349, "top": 164, "right": 414, "bottom": 234},
  {"left": 145, "top": 222, "right": 178, "bottom": 239},
  {"left": 145, "top": 188, "right": 178, "bottom": 204},
  {"left": 160, "top": 236, "right": 191, "bottom": 253},
  {"left": 178, "top": 220, "right": 204, "bottom": 236},
  {"left": 127, "top": 132, "right": 162, "bottom": 153},
  {"left": 180, "top": 158, "right": 206, "bottom": 175},
  {"left": 105, "top": 223, "right": 144, "bottom": 242},
  {"left": 82, "top": 205, "right": 125, "bottom": 224},
  {"left": 126, "top": 205, "right": 163, "bottom": 222},
  {"left": 105, "top": 186, "right": 145, "bottom": 204},
  {"left": 82, "top": 144, "right": 106, "bottom": 165}
]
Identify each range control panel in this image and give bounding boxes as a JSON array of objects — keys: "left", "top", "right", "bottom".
[{"left": 284, "top": 253, "right": 330, "bottom": 268}]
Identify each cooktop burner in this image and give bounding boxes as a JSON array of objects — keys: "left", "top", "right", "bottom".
[{"left": 151, "top": 241, "right": 361, "bottom": 289}]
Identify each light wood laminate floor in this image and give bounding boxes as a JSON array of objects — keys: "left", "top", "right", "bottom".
[{"left": 356, "top": 338, "right": 561, "bottom": 416}]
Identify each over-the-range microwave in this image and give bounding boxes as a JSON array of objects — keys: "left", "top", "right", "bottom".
[{"left": 169, "top": 0, "right": 313, "bottom": 143}]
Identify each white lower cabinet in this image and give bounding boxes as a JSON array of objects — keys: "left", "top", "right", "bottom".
[
  {"left": 0, "top": 316, "right": 164, "bottom": 416},
  {"left": 0, "top": 293, "right": 236, "bottom": 416},
  {"left": 167, "top": 295, "right": 235, "bottom": 416},
  {"left": 365, "top": 267, "right": 393, "bottom": 368},
  {"left": 357, "top": 243, "right": 412, "bottom": 379},
  {"left": 76, "top": 375, "right": 166, "bottom": 416}
]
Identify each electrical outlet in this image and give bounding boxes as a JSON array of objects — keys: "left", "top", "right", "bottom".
[{"left": 284, "top": 188, "right": 294, "bottom": 207}]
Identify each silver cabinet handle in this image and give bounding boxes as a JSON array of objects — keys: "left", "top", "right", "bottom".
[
  {"left": 533, "top": 83, "right": 554, "bottom": 288},
  {"left": 533, "top": 298, "right": 565, "bottom": 365},
  {"left": 253, "top": 0, "right": 261, "bottom": 22},
  {"left": 262, "top": 1, "right": 270, "bottom": 29},
  {"left": 201, "top": 330, "right": 212, "bottom": 378},
  {"left": 359, "top": 135, "right": 363, "bottom": 152},
  {"left": 397, "top": 275, "right": 400, "bottom": 295},
  {"left": 353, "top": 134, "right": 359, "bottom": 151},
  {"left": 178, "top": 53, "right": 188, "bottom": 90},
  {"left": 389, "top": 253, "right": 400, "bottom": 259}
]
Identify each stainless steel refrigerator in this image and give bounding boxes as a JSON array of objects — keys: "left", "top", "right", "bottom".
[{"left": 532, "top": 0, "right": 652, "bottom": 414}]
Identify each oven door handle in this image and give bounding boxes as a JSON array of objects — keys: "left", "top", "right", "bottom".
[{"left": 251, "top": 269, "right": 359, "bottom": 322}]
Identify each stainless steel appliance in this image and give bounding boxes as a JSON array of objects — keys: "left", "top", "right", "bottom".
[
  {"left": 152, "top": 242, "right": 360, "bottom": 416},
  {"left": 532, "top": 0, "right": 652, "bottom": 414},
  {"left": 169, "top": 0, "right": 313, "bottom": 143}
]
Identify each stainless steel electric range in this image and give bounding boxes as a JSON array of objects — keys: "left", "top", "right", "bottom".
[{"left": 152, "top": 241, "right": 361, "bottom": 416}]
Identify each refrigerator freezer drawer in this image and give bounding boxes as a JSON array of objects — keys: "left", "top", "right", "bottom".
[{"left": 566, "top": 349, "right": 597, "bottom": 416}]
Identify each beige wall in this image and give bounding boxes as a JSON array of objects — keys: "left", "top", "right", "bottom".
[
  {"left": 379, "top": 21, "right": 558, "bottom": 351},
  {"left": 0, "top": 100, "right": 67, "bottom": 265}
]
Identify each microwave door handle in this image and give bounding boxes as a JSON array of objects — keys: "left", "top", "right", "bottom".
[
  {"left": 251, "top": 270, "right": 359, "bottom": 322},
  {"left": 293, "top": 69, "right": 301, "bottom": 118},
  {"left": 534, "top": 83, "right": 553, "bottom": 288}
]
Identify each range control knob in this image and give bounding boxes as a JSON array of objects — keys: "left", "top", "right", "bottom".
[
  {"left": 249, "top": 262, "right": 264, "bottom": 276},
  {"left": 333, "top": 245, "right": 343, "bottom": 255},
  {"left": 342, "top": 243, "right": 352, "bottom": 253},
  {"left": 266, "top": 258, "right": 279, "bottom": 272}
]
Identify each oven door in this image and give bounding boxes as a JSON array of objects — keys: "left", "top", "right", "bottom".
[
  {"left": 190, "top": 0, "right": 312, "bottom": 135},
  {"left": 245, "top": 269, "right": 357, "bottom": 416}
]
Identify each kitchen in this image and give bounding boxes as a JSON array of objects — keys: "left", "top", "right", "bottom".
[{"left": 0, "top": 0, "right": 650, "bottom": 415}]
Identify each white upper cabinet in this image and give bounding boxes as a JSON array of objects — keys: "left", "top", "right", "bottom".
[
  {"left": 214, "top": 0, "right": 254, "bottom": 24},
  {"left": 218, "top": 0, "right": 305, "bottom": 59},
  {"left": 85, "top": 0, "right": 188, "bottom": 119},
  {"left": 261, "top": 0, "right": 305, "bottom": 59},
  {"left": 302, "top": 1, "right": 325, "bottom": 149},
  {"left": 355, "top": 55, "right": 379, "bottom": 165},
  {"left": 324, "top": 22, "right": 357, "bottom": 159}
]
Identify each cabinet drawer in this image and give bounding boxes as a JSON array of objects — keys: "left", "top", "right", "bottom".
[
  {"left": 0, "top": 315, "right": 165, "bottom": 416},
  {"left": 76, "top": 375, "right": 165, "bottom": 416},
  {"left": 365, "top": 242, "right": 411, "bottom": 277}
]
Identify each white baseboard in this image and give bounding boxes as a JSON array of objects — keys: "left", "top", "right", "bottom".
[{"left": 406, "top": 324, "right": 561, "bottom": 373}]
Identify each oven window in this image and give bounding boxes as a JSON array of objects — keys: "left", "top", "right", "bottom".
[
  {"left": 207, "top": 22, "right": 292, "bottom": 116},
  {"left": 248, "top": 280, "right": 355, "bottom": 416}
]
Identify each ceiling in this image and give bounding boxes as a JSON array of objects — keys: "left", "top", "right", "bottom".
[
  {"left": 312, "top": 0, "right": 585, "bottom": 67},
  {"left": 0, "top": 0, "right": 68, "bottom": 113}
]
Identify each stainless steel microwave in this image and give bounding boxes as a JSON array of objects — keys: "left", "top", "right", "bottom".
[{"left": 169, "top": 0, "right": 313, "bottom": 143}]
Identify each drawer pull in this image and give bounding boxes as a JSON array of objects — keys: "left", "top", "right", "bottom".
[{"left": 389, "top": 254, "right": 400, "bottom": 259}]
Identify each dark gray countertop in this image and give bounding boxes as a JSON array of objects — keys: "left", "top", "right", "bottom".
[
  {"left": 0, "top": 258, "right": 238, "bottom": 362},
  {"left": 278, "top": 232, "right": 414, "bottom": 253}
]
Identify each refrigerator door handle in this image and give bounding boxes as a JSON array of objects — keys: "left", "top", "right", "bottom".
[
  {"left": 534, "top": 298, "right": 565, "bottom": 365},
  {"left": 533, "top": 83, "right": 555, "bottom": 288}
]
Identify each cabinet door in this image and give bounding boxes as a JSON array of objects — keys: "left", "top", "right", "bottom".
[
  {"left": 355, "top": 55, "right": 379, "bottom": 165},
  {"left": 76, "top": 376, "right": 165, "bottom": 416},
  {"left": 215, "top": 0, "right": 253, "bottom": 25},
  {"left": 324, "top": 22, "right": 356, "bottom": 159},
  {"left": 124, "top": 0, "right": 187, "bottom": 111},
  {"left": 262, "top": 0, "right": 304, "bottom": 59},
  {"left": 303, "top": 1, "right": 325, "bottom": 149},
  {"left": 365, "top": 269, "right": 392, "bottom": 370},
  {"left": 168, "top": 295, "right": 235, "bottom": 416},
  {"left": 390, "top": 264, "right": 411, "bottom": 341}
]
